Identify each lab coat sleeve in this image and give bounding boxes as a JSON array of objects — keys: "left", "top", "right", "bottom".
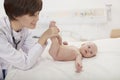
[
  {"left": 0, "top": 32, "right": 46, "bottom": 70},
  {"left": 21, "top": 30, "right": 41, "bottom": 53},
  {"left": 0, "top": 63, "right": 3, "bottom": 80}
]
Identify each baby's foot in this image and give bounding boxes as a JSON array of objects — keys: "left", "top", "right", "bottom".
[{"left": 49, "top": 21, "right": 56, "bottom": 28}]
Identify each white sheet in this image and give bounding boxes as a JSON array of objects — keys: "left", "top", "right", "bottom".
[{"left": 5, "top": 38, "right": 120, "bottom": 80}]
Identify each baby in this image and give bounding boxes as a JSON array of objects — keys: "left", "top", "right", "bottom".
[{"left": 49, "top": 22, "right": 98, "bottom": 73}]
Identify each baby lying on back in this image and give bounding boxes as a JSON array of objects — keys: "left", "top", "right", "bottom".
[{"left": 49, "top": 22, "right": 97, "bottom": 73}]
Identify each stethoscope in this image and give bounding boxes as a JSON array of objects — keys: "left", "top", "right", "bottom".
[
  {"left": 5, "top": 18, "right": 21, "bottom": 49},
  {"left": 11, "top": 29, "right": 21, "bottom": 49}
]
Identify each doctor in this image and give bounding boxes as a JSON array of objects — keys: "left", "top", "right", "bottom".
[{"left": 0, "top": 0, "right": 59, "bottom": 79}]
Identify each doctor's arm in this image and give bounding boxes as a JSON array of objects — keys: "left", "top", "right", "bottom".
[{"left": 0, "top": 37, "right": 44, "bottom": 70}]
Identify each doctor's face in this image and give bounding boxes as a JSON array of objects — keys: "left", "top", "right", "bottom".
[
  {"left": 16, "top": 11, "right": 40, "bottom": 29},
  {"left": 79, "top": 42, "right": 97, "bottom": 58}
]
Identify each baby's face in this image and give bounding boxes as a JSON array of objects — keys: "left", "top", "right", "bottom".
[{"left": 79, "top": 42, "right": 97, "bottom": 58}]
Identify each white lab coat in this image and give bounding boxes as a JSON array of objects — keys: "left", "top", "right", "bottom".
[
  {"left": 0, "top": 16, "right": 46, "bottom": 79},
  {"left": 0, "top": 63, "right": 3, "bottom": 80}
]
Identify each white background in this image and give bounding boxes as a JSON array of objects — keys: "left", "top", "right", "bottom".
[{"left": 0, "top": 0, "right": 120, "bottom": 41}]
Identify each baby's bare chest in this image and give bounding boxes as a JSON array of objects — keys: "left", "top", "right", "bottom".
[{"left": 59, "top": 45, "right": 77, "bottom": 54}]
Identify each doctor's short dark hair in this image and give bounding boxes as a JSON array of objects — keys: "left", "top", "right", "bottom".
[{"left": 4, "top": 0, "right": 42, "bottom": 20}]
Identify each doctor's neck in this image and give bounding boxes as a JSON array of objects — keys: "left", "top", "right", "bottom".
[{"left": 10, "top": 20, "right": 23, "bottom": 32}]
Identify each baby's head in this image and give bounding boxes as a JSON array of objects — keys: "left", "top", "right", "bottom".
[{"left": 79, "top": 42, "right": 97, "bottom": 58}]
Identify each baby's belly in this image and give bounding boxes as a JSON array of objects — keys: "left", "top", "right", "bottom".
[
  {"left": 59, "top": 47, "right": 72, "bottom": 54},
  {"left": 58, "top": 46, "right": 76, "bottom": 61}
]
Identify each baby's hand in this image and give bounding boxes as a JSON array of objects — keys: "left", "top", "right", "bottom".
[
  {"left": 75, "top": 62, "right": 82, "bottom": 73},
  {"left": 63, "top": 41, "right": 68, "bottom": 45},
  {"left": 75, "top": 55, "right": 82, "bottom": 73}
]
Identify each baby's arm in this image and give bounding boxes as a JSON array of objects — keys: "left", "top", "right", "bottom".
[{"left": 75, "top": 52, "right": 82, "bottom": 73}]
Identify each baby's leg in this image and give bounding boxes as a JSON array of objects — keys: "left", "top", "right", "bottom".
[{"left": 49, "top": 37, "right": 60, "bottom": 60}]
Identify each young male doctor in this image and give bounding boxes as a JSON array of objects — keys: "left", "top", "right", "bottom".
[{"left": 0, "top": 0, "right": 59, "bottom": 79}]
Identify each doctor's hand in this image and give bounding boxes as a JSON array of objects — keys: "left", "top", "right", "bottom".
[
  {"left": 38, "top": 21, "right": 60, "bottom": 46},
  {"left": 49, "top": 21, "right": 63, "bottom": 45}
]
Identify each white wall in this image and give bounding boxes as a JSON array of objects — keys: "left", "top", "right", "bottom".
[
  {"left": 0, "top": 0, "right": 120, "bottom": 41},
  {"left": 0, "top": 0, "right": 6, "bottom": 17},
  {"left": 38, "top": 0, "right": 120, "bottom": 41}
]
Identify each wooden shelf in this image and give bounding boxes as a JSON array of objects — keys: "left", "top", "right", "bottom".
[{"left": 110, "top": 29, "right": 120, "bottom": 38}]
